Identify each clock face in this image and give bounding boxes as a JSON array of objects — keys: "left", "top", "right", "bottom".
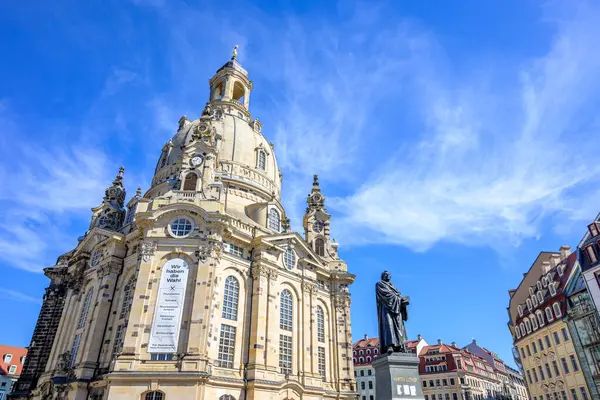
[
  {"left": 312, "top": 194, "right": 322, "bottom": 203},
  {"left": 313, "top": 220, "right": 324, "bottom": 233},
  {"left": 190, "top": 156, "right": 203, "bottom": 167}
]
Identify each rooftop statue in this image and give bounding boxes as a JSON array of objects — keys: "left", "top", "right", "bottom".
[{"left": 376, "top": 270, "right": 410, "bottom": 354}]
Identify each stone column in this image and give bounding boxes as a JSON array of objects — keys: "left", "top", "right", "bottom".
[
  {"left": 247, "top": 263, "right": 270, "bottom": 371},
  {"left": 302, "top": 282, "right": 317, "bottom": 379},
  {"left": 264, "top": 268, "right": 279, "bottom": 372}
]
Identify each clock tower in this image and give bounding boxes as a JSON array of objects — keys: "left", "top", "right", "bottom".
[{"left": 303, "top": 174, "right": 339, "bottom": 260}]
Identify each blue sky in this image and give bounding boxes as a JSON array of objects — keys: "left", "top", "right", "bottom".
[{"left": 2, "top": 0, "right": 600, "bottom": 368}]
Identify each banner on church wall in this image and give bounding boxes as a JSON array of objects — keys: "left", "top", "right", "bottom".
[{"left": 148, "top": 258, "right": 189, "bottom": 353}]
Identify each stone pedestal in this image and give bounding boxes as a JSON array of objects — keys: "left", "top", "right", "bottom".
[{"left": 373, "top": 353, "right": 425, "bottom": 400}]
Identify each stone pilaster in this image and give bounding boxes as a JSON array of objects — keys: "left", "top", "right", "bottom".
[{"left": 247, "top": 262, "right": 270, "bottom": 371}]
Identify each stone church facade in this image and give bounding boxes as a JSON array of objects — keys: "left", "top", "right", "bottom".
[{"left": 11, "top": 51, "right": 356, "bottom": 400}]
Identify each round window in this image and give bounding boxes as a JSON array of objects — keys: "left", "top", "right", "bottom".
[
  {"left": 284, "top": 247, "right": 296, "bottom": 270},
  {"left": 169, "top": 217, "right": 193, "bottom": 237}
]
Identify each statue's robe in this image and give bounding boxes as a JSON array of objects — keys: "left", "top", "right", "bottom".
[{"left": 376, "top": 280, "right": 408, "bottom": 351}]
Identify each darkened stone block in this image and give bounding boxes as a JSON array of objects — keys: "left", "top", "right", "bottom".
[{"left": 373, "top": 353, "right": 425, "bottom": 400}]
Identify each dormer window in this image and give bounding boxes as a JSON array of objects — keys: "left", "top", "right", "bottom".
[
  {"left": 526, "top": 298, "right": 532, "bottom": 311},
  {"left": 553, "top": 302, "right": 562, "bottom": 318},
  {"left": 542, "top": 277, "right": 548, "bottom": 287},
  {"left": 537, "top": 291, "right": 544, "bottom": 303},
  {"left": 529, "top": 287, "right": 535, "bottom": 296},
  {"left": 536, "top": 310, "right": 545, "bottom": 327},
  {"left": 518, "top": 305, "right": 523, "bottom": 317},
  {"left": 515, "top": 325, "right": 521, "bottom": 339},
  {"left": 3, "top": 354, "right": 12, "bottom": 363},
  {"left": 8, "top": 365, "right": 17, "bottom": 374},
  {"left": 531, "top": 316, "right": 538, "bottom": 330},
  {"left": 548, "top": 282, "right": 557, "bottom": 296},
  {"left": 545, "top": 307, "right": 554, "bottom": 322},
  {"left": 257, "top": 151, "right": 266, "bottom": 170},
  {"left": 532, "top": 295, "right": 538, "bottom": 307},
  {"left": 586, "top": 245, "right": 598, "bottom": 264},
  {"left": 537, "top": 281, "right": 542, "bottom": 291},
  {"left": 557, "top": 265, "right": 564, "bottom": 277},
  {"left": 589, "top": 223, "right": 599, "bottom": 237}
]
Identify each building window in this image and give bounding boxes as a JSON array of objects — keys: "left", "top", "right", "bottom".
[
  {"left": 280, "top": 289, "right": 293, "bottom": 331},
  {"left": 219, "top": 396, "right": 235, "bottom": 400},
  {"left": 580, "top": 388, "right": 588, "bottom": 400},
  {"left": 570, "top": 355, "right": 579, "bottom": 372},
  {"left": 317, "top": 346, "right": 326, "bottom": 378},
  {"left": 533, "top": 369, "right": 538, "bottom": 382},
  {"left": 526, "top": 370, "right": 532, "bottom": 384},
  {"left": 315, "top": 238, "right": 325, "bottom": 257},
  {"left": 545, "top": 363, "right": 552, "bottom": 378},
  {"left": 527, "top": 298, "right": 532, "bottom": 311},
  {"left": 169, "top": 217, "right": 193, "bottom": 237},
  {"left": 545, "top": 335, "right": 551, "bottom": 347},
  {"left": 585, "top": 245, "right": 598, "bottom": 263},
  {"left": 562, "top": 327, "right": 570, "bottom": 341},
  {"left": 119, "top": 276, "right": 135, "bottom": 320},
  {"left": 525, "top": 318, "right": 532, "bottom": 333},
  {"left": 368, "top": 369, "right": 372, "bottom": 375},
  {"left": 78, "top": 289, "right": 94, "bottom": 329},
  {"left": 453, "top": 394, "right": 458, "bottom": 400},
  {"left": 571, "top": 389, "right": 578, "bottom": 400},
  {"left": 538, "top": 366, "right": 545, "bottom": 380},
  {"left": 8, "top": 365, "right": 17, "bottom": 374},
  {"left": 450, "top": 378, "right": 455, "bottom": 385},
  {"left": 217, "top": 324, "right": 236, "bottom": 368},
  {"left": 532, "top": 341, "right": 537, "bottom": 353},
  {"left": 561, "top": 357, "right": 569, "bottom": 374},
  {"left": 227, "top": 243, "right": 244, "bottom": 257},
  {"left": 284, "top": 247, "right": 296, "bottom": 270},
  {"left": 518, "top": 305, "right": 523, "bottom": 317},
  {"left": 553, "top": 302, "right": 562, "bottom": 318},
  {"left": 537, "top": 311, "right": 545, "bottom": 327},
  {"left": 549, "top": 282, "right": 557, "bottom": 296},
  {"left": 317, "top": 306, "right": 325, "bottom": 342},
  {"left": 268, "top": 208, "right": 280, "bottom": 231},
  {"left": 145, "top": 392, "right": 164, "bottom": 400},
  {"left": 257, "top": 151, "right": 266, "bottom": 170},
  {"left": 183, "top": 173, "right": 197, "bottom": 191},
  {"left": 70, "top": 334, "right": 81, "bottom": 367},
  {"left": 279, "top": 334, "right": 292, "bottom": 375},
  {"left": 546, "top": 307, "right": 554, "bottom": 322},
  {"left": 90, "top": 248, "right": 102, "bottom": 267},
  {"left": 222, "top": 276, "right": 239, "bottom": 321},
  {"left": 150, "top": 353, "right": 174, "bottom": 361},
  {"left": 423, "top": 381, "right": 427, "bottom": 387},
  {"left": 425, "top": 396, "right": 429, "bottom": 400},
  {"left": 361, "top": 382, "right": 365, "bottom": 390},
  {"left": 552, "top": 360, "right": 560, "bottom": 376},
  {"left": 3, "top": 354, "right": 12, "bottom": 363},
  {"left": 112, "top": 324, "right": 126, "bottom": 356},
  {"left": 538, "top": 338, "right": 544, "bottom": 350},
  {"left": 537, "top": 291, "right": 544, "bottom": 303},
  {"left": 531, "top": 316, "right": 539, "bottom": 330}
]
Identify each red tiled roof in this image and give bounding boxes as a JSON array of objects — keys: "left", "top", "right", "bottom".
[
  {"left": 0, "top": 345, "right": 27, "bottom": 376},
  {"left": 353, "top": 338, "right": 380, "bottom": 349}
]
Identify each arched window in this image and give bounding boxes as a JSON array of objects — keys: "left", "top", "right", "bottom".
[
  {"left": 526, "top": 298, "right": 532, "bottom": 311},
  {"left": 359, "top": 357, "right": 364, "bottom": 363},
  {"left": 219, "top": 396, "right": 235, "bottom": 400},
  {"left": 367, "top": 356, "right": 372, "bottom": 363},
  {"left": 222, "top": 276, "right": 239, "bottom": 321},
  {"left": 78, "top": 289, "right": 94, "bottom": 329},
  {"left": 232, "top": 81, "right": 246, "bottom": 103},
  {"left": 315, "top": 238, "right": 325, "bottom": 256},
  {"left": 518, "top": 305, "right": 523, "bottom": 317},
  {"left": 519, "top": 323, "right": 525, "bottom": 336},
  {"left": 183, "top": 173, "right": 197, "bottom": 191},
  {"left": 257, "top": 151, "right": 266, "bottom": 170},
  {"left": 268, "top": 208, "right": 280, "bottom": 231},
  {"left": 553, "top": 302, "right": 562, "bottom": 318},
  {"left": 515, "top": 325, "right": 521, "bottom": 339},
  {"left": 524, "top": 318, "right": 531, "bottom": 334},
  {"left": 316, "top": 306, "right": 325, "bottom": 343},
  {"left": 280, "top": 290, "right": 293, "bottom": 331},
  {"left": 545, "top": 307, "right": 554, "bottom": 322},
  {"left": 549, "top": 282, "right": 557, "bottom": 296},
  {"left": 536, "top": 310, "right": 545, "bottom": 327},
  {"left": 144, "top": 392, "right": 164, "bottom": 400},
  {"left": 212, "top": 81, "right": 224, "bottom": 100},
  {"left": 531, "top": 315, "right": 538, "bottom": 330},
  {"left": 90, "top": 248, "right": 102, "bottom": 268},
  {"left": 283, "top": 247, "right": 296, "bottom": 270},
  {"left": 119, "top": 276, "right": 135, "bottom": 320},
  {"left": 537, "top": 291, "right": 544, "bottom": 303}
]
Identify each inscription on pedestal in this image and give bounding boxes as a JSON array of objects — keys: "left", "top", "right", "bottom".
[{"left": 373, "top": 353, "right": 425, "bottom": 400}]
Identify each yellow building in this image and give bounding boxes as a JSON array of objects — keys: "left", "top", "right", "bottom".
[
  {"left": 13, "top": 48, "right": 356, "bottom": 400},
  {"left": 508, "top": 248, "right": 591, "bottom": 400}
]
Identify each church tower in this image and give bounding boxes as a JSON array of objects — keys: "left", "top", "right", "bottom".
[{"left": 14, "top": 48, "right": 356, "bottom": 400}]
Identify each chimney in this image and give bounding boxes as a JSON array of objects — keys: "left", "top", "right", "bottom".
[
  {"left": 364, "top": 334, "right": 368, "bottom": 341},
  {"left": 541, "top": 261, "right": 552, "bottom": 273},
  {"left": 560, "top": 245, "right": 571, "bottom": 260},
  {"left": 437, "top": 339, "right": 442, "bottom": 345},
  {"left": 451, "top": 341, "right": 457, "bottom": 347},
  {"left": 417, "top": 334, "right": 422, "bottom": 341},
  {"left": 550, "top": 254, "right": 561, "bottom": 267}
]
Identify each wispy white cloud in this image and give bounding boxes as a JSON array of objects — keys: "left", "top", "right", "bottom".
[
  {"left": 330, "top": 1, "right": 600, "bottom": 249},
  {"left": 0, "top": 288, "right": 41, "bottom": 304}
]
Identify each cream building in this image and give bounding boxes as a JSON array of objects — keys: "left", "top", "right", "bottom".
[
  {"left": 13, "top": 48, "right": 356, "bottom": 400},
  {"left": 508, "top": 247, "right": 593, "bottom": 400}
]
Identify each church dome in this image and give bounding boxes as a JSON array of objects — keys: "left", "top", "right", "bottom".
[{"left": 146, "top": 50, "right": 282, "bottom": 204}]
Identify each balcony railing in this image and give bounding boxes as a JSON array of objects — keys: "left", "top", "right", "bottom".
[{"left": 568, "top": 301, "right": 597, "bottom": 318}]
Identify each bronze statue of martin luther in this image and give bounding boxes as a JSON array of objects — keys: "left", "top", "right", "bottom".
[{"left": 376, "top": 270, "right": 410, "bottom": 355}]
